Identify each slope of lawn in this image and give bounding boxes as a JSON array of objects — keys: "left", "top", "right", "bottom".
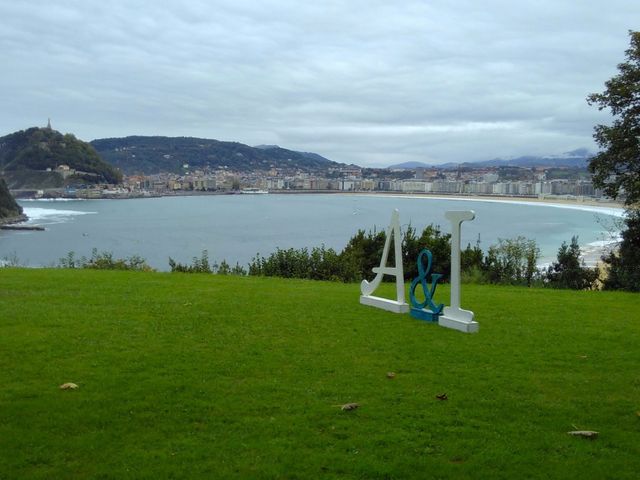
[{"left": 0, "top": 268, "right": 639, "bottom": 479}]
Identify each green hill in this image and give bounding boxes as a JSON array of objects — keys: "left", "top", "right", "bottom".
[
  {"left": 0, "top": 127, "right": 122, "bottom": 188},
  {"left": 1, "top": 269, "right": 639, "bottom": 478},
  {"left": 91, "top": 136, "right": 343, "bottom": 175},
  {"left": 0, "top": 177, "right": 24, "bottom": 223}
]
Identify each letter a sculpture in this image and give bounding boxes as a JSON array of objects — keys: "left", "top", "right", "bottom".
[{"left": 360, "top": 209, "right": 409, "bottom": 313}]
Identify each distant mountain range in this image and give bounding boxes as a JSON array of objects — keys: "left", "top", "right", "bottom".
[
  {"left": 91, "top": 137, "right": 342, "bottom": 175},
  {"left": 389, "top": 149, "right": 594, "bottom": 170},
  {"left": 1, "top": 126, "right": 598, "bottom": 185}
]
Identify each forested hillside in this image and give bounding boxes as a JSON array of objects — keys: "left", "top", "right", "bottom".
[
  {"left": 0, "top": 127, "right": 122, "bottom": 186},
  {"left": 91, "top": 136, "right": 341, "bottom": 175}
]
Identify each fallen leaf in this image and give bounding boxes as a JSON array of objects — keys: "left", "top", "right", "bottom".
[
  {"left": 436, "top": 393, "right": 448, "bottom": 401},
  {"left": 567, "top": 430, "right": 598, "bottom": 439},
  {"left": 59, "top": 382, "right": 79, "bottom": 390},
  {"left": 386, "top": 372, "right": 396, "bottom": 379},
  {"left": 341, "top": 403, "right": 360, "bottom": 411}
]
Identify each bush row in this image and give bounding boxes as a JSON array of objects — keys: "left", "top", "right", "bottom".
[
  {"left": 43, "top": 225, "right": 601, "bottom": 290},
  {"left": 246, "top": 225, "right": 599, "bottom": 290}
]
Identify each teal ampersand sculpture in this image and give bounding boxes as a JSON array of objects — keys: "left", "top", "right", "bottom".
[{"left": 409, "top": 249, "right": 444, "bottom": 322}]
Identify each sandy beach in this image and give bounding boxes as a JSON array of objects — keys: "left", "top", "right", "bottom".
[{"left": 349, "top": 191, "right": 624, "bottom": 212}]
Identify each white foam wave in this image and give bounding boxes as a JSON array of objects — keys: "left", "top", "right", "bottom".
[
  {"left": 577, "top": 236, "right": 621, "bottom": 267},
  {"left": 23, "top": 207, "right": 96, "bottom": 222},
  {"left": 586, "top": 237, "right": 622, "bottom": 248},
  {"left": 354, "top": 194, "right": 625, "bottom": 218}
]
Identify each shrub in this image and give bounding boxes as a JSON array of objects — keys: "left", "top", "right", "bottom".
[
  {"left": 249, "top": 248, "right": 311, "bottom": 279},
  {"left": 169, "top": 250, "right": 212, "bottom": 273},
  {"left": 59, "top": 249, "right": 153, "bottom": 271},
  {"left": 248, "top": 225, "right": 453, "bottom": 283},
  {"left": 544, "top": 236, "right": 599, "bottom": 290},
  {"left": 169, "top": 251, "right": 247, "bottom": 275},
  {"left": 483, "top": 236, "right": 540, "bottom": 286},
  {"left": 340, "top": 228, "right": 387, "bottom": 281},
  {"left": 402, "top": 224, "right": 451, "bottom": 281}
]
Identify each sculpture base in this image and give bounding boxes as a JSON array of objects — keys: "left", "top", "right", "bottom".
[
  {"left": 410, "top": 307, "right": 440, "bottom": 322},
  {"left": 360, "top": 295, "right": 410, "bottom": 313},
  {"left": 438, "top": 315, "right": 479, "bottom": 333},
  {"left": 438, "top": 306, "right": 478, "bottom": 333}
]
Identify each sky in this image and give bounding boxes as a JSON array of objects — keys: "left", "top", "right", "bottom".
[{"left": 0, "top": 1, "right": 638, "bottom": 167}]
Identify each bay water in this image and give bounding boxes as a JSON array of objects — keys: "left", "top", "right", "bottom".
[{"left": 1, "top": 194, "right": 623, "bottom": 271}]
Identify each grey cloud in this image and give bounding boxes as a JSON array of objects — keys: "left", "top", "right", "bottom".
[{"left": 1, "top": 0, "right": 638, "bottom": 166}]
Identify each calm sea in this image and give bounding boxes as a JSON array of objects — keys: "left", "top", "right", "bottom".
[{"left": 0, "top": 194, "right": 623, "bottom": 271}]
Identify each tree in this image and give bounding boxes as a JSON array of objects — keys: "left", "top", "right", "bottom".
[
  {"left": 461, "top": 237, "right": 484, "bottom": 272},
  {"left": 483, "top": 236, "right": 540, "bottom": 286},
  {"left": 587, "top": 31, "right": 640, "bottom": 291},
  {"left": 587, "top": 30, "right": 640, "bottom": 205},
  {"left": 460, "top": 239, "right": 486, "bottom": 283},
  {"left": 402, "top": 224, "right": 451, "bottom": 281},
  {"left": 340, "top": 228, "right": 386, "bottom": 281},
  {"left": 544, "top": 236, "right": 599, "bottom": 290},
  {"left": 600, "top": 210, "right": 640, "bottom": 291}
]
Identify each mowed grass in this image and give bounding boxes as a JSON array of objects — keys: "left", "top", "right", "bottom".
[{"left": 0, "top": 269, "right": 639, "bottom": 479}]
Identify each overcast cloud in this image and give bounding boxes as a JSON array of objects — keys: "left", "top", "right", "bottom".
[{"left": 0, "top": 1, "right": 638, "bottom": 166}]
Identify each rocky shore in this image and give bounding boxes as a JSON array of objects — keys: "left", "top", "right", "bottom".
[
  {"left": 0, "top": 213, "right": 28, "bottom": 227},
  {"left": 0, "top": 223, "right": 44, "bottom": 231}
]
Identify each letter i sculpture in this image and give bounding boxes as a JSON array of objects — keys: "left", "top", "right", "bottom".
[{"left": 439, "top": 210, "right": 478, "bottom": 333}]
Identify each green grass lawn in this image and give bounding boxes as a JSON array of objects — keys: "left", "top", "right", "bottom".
[{"left": 1, "top": 269, "right": 639, "bottom": 479}]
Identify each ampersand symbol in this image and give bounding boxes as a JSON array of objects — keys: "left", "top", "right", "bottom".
[{"left": 409, "top": 249, "right": 444, "bottom": 315}]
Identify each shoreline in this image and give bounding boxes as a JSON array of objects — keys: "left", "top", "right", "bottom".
[
  {"left": 341, "top": 191, "right": 625, "bottom": 213},
  {"left": 13, "top": 187, "right": 625, "bottom": 210},
  {"left": 0, "top": 213, "right": 28, "bottom": 227}
]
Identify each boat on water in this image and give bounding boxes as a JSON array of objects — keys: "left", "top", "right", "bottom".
[{"left": 240, "top": 188, "right": 269, "bottom": 194}]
